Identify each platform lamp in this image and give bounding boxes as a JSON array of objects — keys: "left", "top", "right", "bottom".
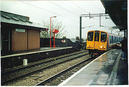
[
  {"left": 52, "top": 29, "right": 59, "bottom": 48},
  {"left": 50, "top": 16, "right": 56, "bottom": 48}
]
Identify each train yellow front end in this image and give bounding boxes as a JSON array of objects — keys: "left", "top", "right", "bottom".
[{"left": 86, "top": 30, "right": 108, "bottom": 56}]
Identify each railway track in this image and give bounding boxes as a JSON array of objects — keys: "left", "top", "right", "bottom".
[
  {"left": 36, "top": 57, "right": 94, "bottom": 86},
  {"left": 2, "top": 50, "right": 86, "bottom": 74},
  {"left": 2, "top": 50, "right": 89, "bottom": 85}
]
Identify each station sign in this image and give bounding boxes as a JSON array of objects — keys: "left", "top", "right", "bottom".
[
  {"left": 53, "top": 29, "right": 59, "bottom": 34},
  {"left": 16, "top": 28, "right": 25, "bottom": 32}
]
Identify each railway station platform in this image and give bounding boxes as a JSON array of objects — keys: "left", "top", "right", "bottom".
[
  {"left": 1, "top": 47, "right": 72, "bottom": 58},
  {"left": 1, "top": 47, "right": 73, "bottom": 69},
  {"left": 59, "top": 49, "right": 128, "bottom": 85}
]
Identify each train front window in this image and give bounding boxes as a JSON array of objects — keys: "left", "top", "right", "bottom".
[
  {"left": 101, "top": 32, "right": 107, "bottom": 42},
  {"left": 87, "top": 32, "right": 93, "bottom": 41},
  {"left": 95, "top": 31, "right": 99, "bottom": 41}
]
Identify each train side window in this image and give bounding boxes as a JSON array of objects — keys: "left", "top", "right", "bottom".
[
  {"left": 109, "top": 36, "right": 112, "bottom": 43},
  {"left": 95, "top": 31, "right": 99, "bottom": 41},
  {"left": 101, "top": 32, "right": 107, "bottom": 42},
  {"left": 87, "top": 32, "right": 93, "bottom": 41},
  {"left": 112, "top": 36, "right": 113, "bottom": 43}
]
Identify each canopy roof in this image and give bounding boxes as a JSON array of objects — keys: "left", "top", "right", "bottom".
[{"left": 1, "top": 11, "right": 47, "bottom": 31}]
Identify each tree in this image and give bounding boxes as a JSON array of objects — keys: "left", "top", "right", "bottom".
[
  {"left": 62, "top": 36, "right": 66, "bottom": 39},
  {"left": 40, "top": 20, "right": 65, "bottom": 38},
  {"left": 76, "top": 36, "right": 80, "bottom": 41}
]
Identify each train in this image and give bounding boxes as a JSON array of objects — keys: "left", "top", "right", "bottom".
[{"left": 86, "top": 30, "right": 123, "bottom": 57}]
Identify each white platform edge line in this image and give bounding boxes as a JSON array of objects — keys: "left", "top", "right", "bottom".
[{"left": 58, "top": 50, "right": 109, "bottom": 86}]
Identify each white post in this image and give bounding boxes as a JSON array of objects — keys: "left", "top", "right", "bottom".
[{"left": 23, "top": 59, "right": 28, "bottom": 66}]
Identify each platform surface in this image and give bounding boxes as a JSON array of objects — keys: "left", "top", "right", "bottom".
[
  {"left": 59, "top": 49, "right": 128, "bottom": 85},
  {"left": 1, "top": 47, "right": 72, "bottom": 58}
]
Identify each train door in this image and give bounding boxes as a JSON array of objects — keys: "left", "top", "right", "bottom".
[
  {"left": 94, "top": 31, "right": 100, "bottom": 50},
  {"left": 100, "top": 32, "right": 107, "bottom": 51},
  {"left": 86, "top": 31, "right": 94, "bottom": 49}
]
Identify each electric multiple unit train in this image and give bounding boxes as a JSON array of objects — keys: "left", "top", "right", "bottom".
[{"left": 86, "top": 30, "right": 123, "bottom": 56}]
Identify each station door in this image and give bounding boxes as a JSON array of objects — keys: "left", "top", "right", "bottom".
[{"left": 12, "top": 29, "right": 40, "bottom": 51}]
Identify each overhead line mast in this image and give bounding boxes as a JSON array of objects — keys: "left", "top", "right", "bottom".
[{"left": 80, "top": 13, "right": 109, "bottom": 43}]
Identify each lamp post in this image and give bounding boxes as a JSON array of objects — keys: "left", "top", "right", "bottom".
[{"left": 50, "top": 16, "right": 56, "bottom": 48}]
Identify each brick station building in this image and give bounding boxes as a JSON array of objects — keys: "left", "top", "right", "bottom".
[{"left": 1, "top": 11, "right": 47, "bottom": 55}]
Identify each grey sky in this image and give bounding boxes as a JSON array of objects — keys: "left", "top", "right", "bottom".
[{"left": 1, "top": 0, "right": 122, "bottom": 39}]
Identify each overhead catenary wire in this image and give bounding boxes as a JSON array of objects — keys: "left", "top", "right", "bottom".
[
  {"left": 20, "top": 1, "right": 82, "bottom": 17},
  {"left": 15, "top": 1, "right": 117, "bottom": 39},
  {"left": 20, "top": 1, "right": 62, "bottom": 16},
  {"left": 50, "top": 1, "right": 81, "bottom": 16}
]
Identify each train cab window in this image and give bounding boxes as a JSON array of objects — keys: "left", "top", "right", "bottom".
[
  {"left": 87, "top": 32, "right": 93, "bottom": 41},
  {"left": 95, "top": 31, "right": 99, "bottom": 41},
  {"left": 101, "top": 32, "right": 107, "bottom": 42}
]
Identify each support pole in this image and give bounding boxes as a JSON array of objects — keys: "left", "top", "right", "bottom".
[
  {"left": 99, "top": 13, "right": 101, "bottom": 27},
  {"left": 53, "top": 33, "right": 55, "bottom": 48},
  {"left": 80, "top": 16, "right": 82, "bottom": 43},
  {"left": 50, "top": 17, "right": 52, "bottom": 48}
]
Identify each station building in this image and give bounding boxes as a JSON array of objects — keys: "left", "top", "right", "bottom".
[{"left": 1, "top": 11, "right": 47, "bottom": 55}]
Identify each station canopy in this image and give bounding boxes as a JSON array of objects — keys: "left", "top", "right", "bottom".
[{"left": 101, "top": 0, "right": 127, "bottom": 31}]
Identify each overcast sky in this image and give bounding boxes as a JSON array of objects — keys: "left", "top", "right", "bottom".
[{"left": 1, "top": 0, "right": 122, "bottom": 39}]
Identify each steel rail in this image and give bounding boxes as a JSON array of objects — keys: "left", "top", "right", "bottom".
[
  {"left": 2, "top": 51, "right": 88, "bottom": 85},
  {"left": 2, "top": 50, "right": 87, "bottom": 75},
  {"left": 35, "top": 57, "right": 94, "bottom": 86}
]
